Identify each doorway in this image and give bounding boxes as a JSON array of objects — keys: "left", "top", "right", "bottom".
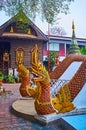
[{"left": 0, "top": 41, "right": 11, "bottom": 74}]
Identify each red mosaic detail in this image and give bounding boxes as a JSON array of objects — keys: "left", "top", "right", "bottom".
[
  {"left": 50, "top": 54, "right": 86, "bottom": 100},
  {"left": 68, "top": 59, "right": 86, "bottom": 100},
  {"left": 35, "top": 101, "right": 55, "bottom": 115},
  {"left": 50, "top": 54, "right": 86, "bottom": 79},
  {"left": 20, "top": 75, "right": 30, "bottom": 96},
  {"left": 38, "top": 84, "right": 51, "bottom": 102}
]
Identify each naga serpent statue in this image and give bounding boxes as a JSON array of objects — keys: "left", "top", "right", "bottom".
[
  {"left": 17, "top": 63, "right": 30, "bottom": 97},
  {"left": 29, "top": 45, "right": 75, "bottom": 115},
  {"left": 17, "top": 44, "right": 86, "bottom": 115}
]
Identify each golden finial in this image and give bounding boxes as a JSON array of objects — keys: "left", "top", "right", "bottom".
[
  {"left": 72, "top": 20, "right": 75, "bottom": 39},
  {"left": 27, "top": 28, "right": 31, "bottom": 35},
  {"left": 72, "top": 20, "right": 75, "bottom": 30},
  {"left": 19, "top": 18, "right": 23, "bottom": 22},
  {"left": 10, "top": 26, "right": 14, "bottom": 33}
]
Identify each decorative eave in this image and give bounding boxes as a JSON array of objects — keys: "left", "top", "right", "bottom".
[
  {"left": 47, "top": 35, "right": 86, "bottom": 43},
  {"left": 0, "top": 12, "right": 48, "bottom": 41},
  {"left": 1, "top": 32, "right": 46, "bottom": 41}
]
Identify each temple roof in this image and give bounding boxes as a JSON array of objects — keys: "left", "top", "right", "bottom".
[{"left": 0, "top": 11, "right": 48, "bottom": 41}]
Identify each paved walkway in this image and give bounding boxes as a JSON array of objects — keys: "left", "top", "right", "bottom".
[{"left": 0, "top": 83, "right": 62, "bottom": 130}]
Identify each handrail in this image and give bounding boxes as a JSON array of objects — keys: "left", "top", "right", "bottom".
[{"left": 50, "top": 79, "right": 69, "bottom": 97}]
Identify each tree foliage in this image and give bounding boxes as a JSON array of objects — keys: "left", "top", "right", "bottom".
[
  {"left": 80, "top": 46, "right": 86, "bottom": 55},
  {"left": 0, "top": 0, "right": 74, "bottom": 23},
  {"left": 50, "top": 26, "right": 66, "bottom": 36},
  {"left": 49, "top": 51, "right": 57, "bottom": 71},
  {"left": 43, "top": 51, "right": 57, "bottom": 71}
]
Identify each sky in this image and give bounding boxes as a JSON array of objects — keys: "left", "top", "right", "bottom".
[{"left": 0, "top": 0, "right": 86, "bottom": 38}]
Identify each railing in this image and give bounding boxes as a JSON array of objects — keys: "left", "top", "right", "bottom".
[{"left": 50, "top": 79, "right": 69, "bottom": 97}]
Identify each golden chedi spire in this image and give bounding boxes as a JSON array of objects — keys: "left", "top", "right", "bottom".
[
  {"left": 72, "top": 20, "right": 75, "bottom": 39},
  {"left": 68, "top": 21, "right": 81, "bottom": 54},
  {"left": 72, "top": 20, "right": 75, "bottom": 30}
]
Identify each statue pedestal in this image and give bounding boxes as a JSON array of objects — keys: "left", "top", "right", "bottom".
[
  {"left": 34, "top": 113, "right": 63, "bottom": 123},
  {"left": 34, "top": 107, "right": 86, "bottom": 124},
  {"left": 12, "top": 98, "right": 86, "bottom": 124},
  {"left": 12, "top": 98, "right": 36, "bottom": 116}
]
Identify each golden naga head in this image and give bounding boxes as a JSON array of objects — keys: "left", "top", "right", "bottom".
[
  {"left": 30, "top": 44, "right": 50, "bottom": 83},
  {"left": 17, "top": 63, "right": 29, "bottom": 78}
]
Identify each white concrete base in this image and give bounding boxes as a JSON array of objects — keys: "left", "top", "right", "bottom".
[
  {"left": 35, "top": 108, "right": 86, "bottom": 123},
  {"left": 12, "top": 98, "right": 86, "bottom": 124},
  {"left": 12, "top": 97, "right": 36, "bottom": 116},
  {"left": 34, "top": 113, "right": 63, "bottom": 123}
]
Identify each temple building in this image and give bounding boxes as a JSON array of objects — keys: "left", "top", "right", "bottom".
[
  {"left": 0, "top": 11, "right": 86, "bottom": 75},
  {"left": 43, "top": 25, "right": 86, "bottom": 61},
  {"left": 0, "top": 11, "right": 48, "bottom": 75}
]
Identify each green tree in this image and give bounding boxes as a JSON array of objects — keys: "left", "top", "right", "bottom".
[
  {"left": 80, "top": 46, "right": 86, "bottom": 55},
  {"left": 43, "top": 51, "right": 57, "bottom": 72},
  {"left": 0, "top": 0, "right": 74, "bottom": 23},
  {"left": 50, "top": 51, "right": 57, "bottom": 71}
]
